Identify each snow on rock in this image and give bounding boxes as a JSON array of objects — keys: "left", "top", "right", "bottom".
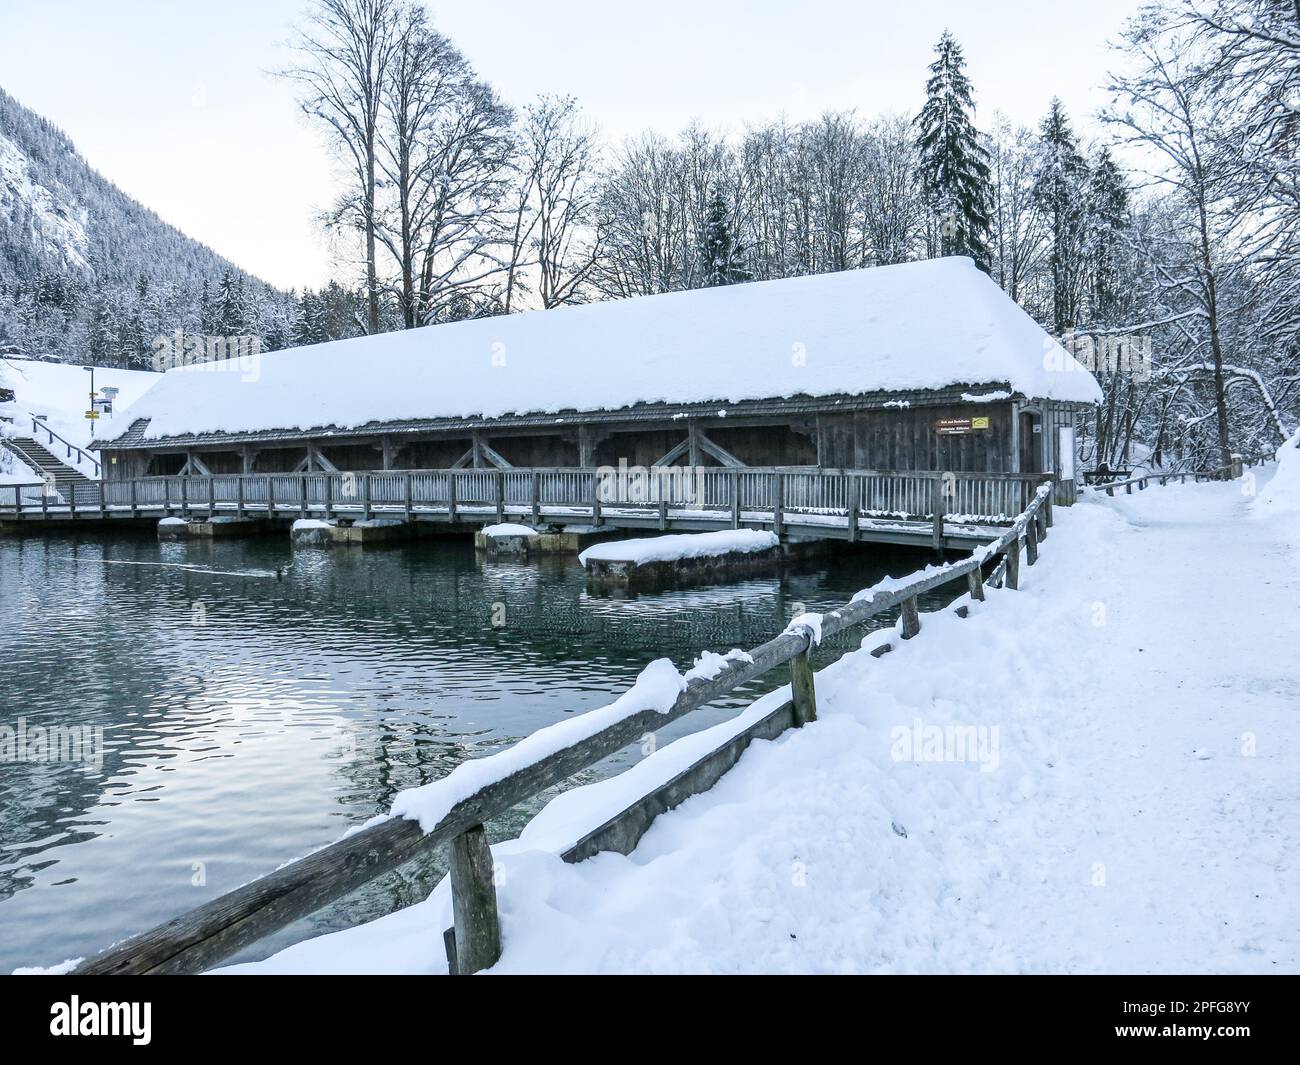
[
  {"left": 579, "top": 529, "right": 779, "bottom": 567},
  {"left": 157, "top": 517, "right": 188, "bottom": 526},
  {"left": 389, "top": 658, "right": 688, "bottom": 833},
  {"left": 481, "top": 523, "right": 537, "bottom": 537},
  {"left": 0, "top": 135, "right": 91, "bottom": 272},
  {"left": 105, "top": 258, "right": 1101, "bottom": 445},
  {"left": 291, "top": 519, "right": 332, "bottom": 531},
  {"left": 219, "top": 471, "right": 1300, "bottom": 975}
]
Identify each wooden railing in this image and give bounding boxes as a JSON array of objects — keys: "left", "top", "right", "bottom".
[
  {"left": 0, "top": 467, "right": 1049, "bottom": 541},
  {"left": 70, "top": 481, "right": 1055, "bottom": 976},
  {"left": 1090, "top": 452, "right": 1272, "bottom": 497},
  {"left": 29, "top": 415, "right": 101, "bottom": 477}
]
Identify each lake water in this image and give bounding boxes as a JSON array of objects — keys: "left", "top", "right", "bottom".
[{"left": 0, "top": 528, "right": 954, "bottom": 971}]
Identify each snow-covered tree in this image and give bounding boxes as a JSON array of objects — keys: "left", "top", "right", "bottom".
[{"left": 914, "top": 31, "right": 993, "bottom": 270}]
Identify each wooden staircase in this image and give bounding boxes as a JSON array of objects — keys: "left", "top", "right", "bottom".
[{"left": 2, "top": 435, "right": 97, "bottom": 503}]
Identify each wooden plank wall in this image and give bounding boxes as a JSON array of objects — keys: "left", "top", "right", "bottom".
[{"left": 817, "top": 403, "right": 1014, "bottom": 472}]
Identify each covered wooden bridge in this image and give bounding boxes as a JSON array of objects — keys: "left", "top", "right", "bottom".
[{"left": 6, "top": 257, "right": 1101, "bottom": 546}]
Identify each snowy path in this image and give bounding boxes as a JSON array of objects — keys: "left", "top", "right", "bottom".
[{"left": 223, "top": 473, "right": 1298, "bottom": 974}]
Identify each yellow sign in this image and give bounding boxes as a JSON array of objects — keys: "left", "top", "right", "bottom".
[
  {"left": 84, "top": 410, "right": 100, "bottom": 420},
  {"left": 971, "top": 416, "right": 990, "bottom": 430}
]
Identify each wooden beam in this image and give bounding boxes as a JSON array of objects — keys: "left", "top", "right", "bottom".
[
  {"left": 789, "top": 646, "right": 817, "bottom": 726},
  {"left": 479, "top": 442, "right": 514, "bottom": 469},
  {"left": 652, "top": 437, "right": 690, "bottom": 467},
  {"left": 449, "top": 825, "right": 501, "bottom": 975},
  {"left": 900, "top": 595, "right": 921, "bottom": 639},
  {"left": 696, "top": 429, "right": 745, "bottom": 468}
]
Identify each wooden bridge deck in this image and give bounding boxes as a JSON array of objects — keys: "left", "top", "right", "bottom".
[{"left": 0, "top": 467, "right": 1045, "bottom": 549}]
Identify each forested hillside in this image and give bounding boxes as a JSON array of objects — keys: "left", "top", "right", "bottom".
[{"left": 0, "top": 86, "right": 306, "bottom": 367}]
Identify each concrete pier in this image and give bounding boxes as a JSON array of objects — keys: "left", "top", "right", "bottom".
[
  {"left": 158, "top": 516, "right": 271, "bottom": 540},
  {"left": 581, "top": 530, "right": 788, "bottom": 593},
  {"left": 290, "top": 517, "right": 420, "bottom": 547}
]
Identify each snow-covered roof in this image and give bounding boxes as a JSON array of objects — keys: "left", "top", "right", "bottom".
[{"left": 104, "top": 257, "right": 1101, "bottom": 446}]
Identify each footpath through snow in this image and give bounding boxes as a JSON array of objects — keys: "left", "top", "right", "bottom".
[{"left": 220, "top": 469, "right": 1299, "bottom": 974}]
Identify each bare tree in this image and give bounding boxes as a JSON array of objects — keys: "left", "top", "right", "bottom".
[
  {"left": 508, "top": 96, "right": 602, "bottom": 310},
  {"left": 1107, "top": 13, "right": 1257, "bottom": 468},
  {"left": 283, "top": 0, "right": 398, "bottom": 335}
]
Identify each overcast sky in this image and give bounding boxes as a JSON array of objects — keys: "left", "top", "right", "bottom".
[{"left": 0, "top": 0, "right": 1143, "bottom": 290}]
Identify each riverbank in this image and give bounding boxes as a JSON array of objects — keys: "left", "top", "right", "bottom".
[{"left": 217, "top": 468, "right": 1299, "bottom": 974}]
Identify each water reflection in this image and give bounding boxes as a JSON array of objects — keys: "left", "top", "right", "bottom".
[{"left": 0, "top": 530, "right": 955, "bottom": 969}]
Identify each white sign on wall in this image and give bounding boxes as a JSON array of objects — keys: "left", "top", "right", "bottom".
[{"left": 1059, "top": 426, "right": 1077, "bottom": 481}]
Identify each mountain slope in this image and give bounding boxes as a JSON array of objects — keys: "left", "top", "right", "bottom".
[{"left": 0, "top": 85, "right": 296, "bottom": 366}]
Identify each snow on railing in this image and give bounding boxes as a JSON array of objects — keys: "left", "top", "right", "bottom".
[{"left": 70, "top": 480, "right": 1057, "bottom": 977}]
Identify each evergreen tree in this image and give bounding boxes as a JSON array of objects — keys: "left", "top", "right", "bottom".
[
  {"left": 698, "top": 186, "right": 750, "bottom": 286},
  {"left": 914, "top": 31, "right": 992, "bottom": 271},
  {"left": 1033, "top": 98, "right": 1089, "bottom": 334},
  {"left": 214, "top": 270, "right": 249, "bottom": 337},
  {"left": 1085, "top": 146, "right": 1129, "bottom": 324},
  {"left": 293, "top": 290, "right": 323, "bottom": 346}
]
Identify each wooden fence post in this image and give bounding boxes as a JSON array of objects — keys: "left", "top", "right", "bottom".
[
  {"left": 530, "top": 471, "right": 540, "bottom": 525},
  {"left": 931, "top": 476, "right": 944, "bottom": 552},
  {"left": 448, "top": 472, "right": 458, "bottom": 523},
  {"left": 1006, "top": 537, "right": 1021, "bottom": 590},
  {"left": 590, "top": 470, "right": 602, "bottom": 526},
  {"left": 449, "top": 825, "right": 501, "bottom": 976},
  {"left": 773, "top": 472, "right": 784, "bottom": 536},
  {"left": 789, "top": 644, "right": 818, "bottom": 726},
  {"left": 1026, "top": 518, "right": 1039, "bottom": 565},
  {"left": 496, "top": 471, "right": 505, "bottom": 523},
  {"left": 363, "top": 474, "right": 373, "bottom": 520},
  {"left": 731, "top": 469, "right": 741, "bottom": 529},
  {"left": 967, "top": 566, "right": 985, "bottom": 602},
  {"left": 900, "top": 595, "right": 921, "bottom": 639}
]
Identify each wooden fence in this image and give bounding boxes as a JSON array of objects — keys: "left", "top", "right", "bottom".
[
  {"left": 1090, "top": 452, "right": 1272, "bottom": 497},
  {"left": 70, "top": 481, "right": 1056, "bottom": 976}
]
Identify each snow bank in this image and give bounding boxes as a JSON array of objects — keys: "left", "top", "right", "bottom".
[
  {"left": 0, "top": 357, "right": 160, "bottom": 477},
  {"left": 579, "top": 529, "right": 779, "bottom": 567},
  {"left": 104, "top": 258, "right": 1101, "bottom": 445},
  {"left": 1252, "top": 429, "right": 1300, "bottom": 518}
]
